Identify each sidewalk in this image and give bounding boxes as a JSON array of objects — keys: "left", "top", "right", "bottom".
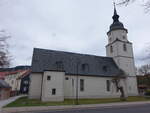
[
  {"left": 0, "top": 95, "right": 26, "bottom": 112},
  {"left": 2, "top": 101, "right": 150, "bottom": 113}
]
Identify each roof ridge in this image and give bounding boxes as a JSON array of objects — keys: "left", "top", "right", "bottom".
[{"left": 34, "top": 48, "right": 112, "bottom": 59}]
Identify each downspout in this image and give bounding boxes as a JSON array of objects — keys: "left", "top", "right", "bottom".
[{"left": 40, "top": 73, "right": 44, "bottom": 100}]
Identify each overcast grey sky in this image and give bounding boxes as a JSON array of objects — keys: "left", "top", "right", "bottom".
[{"left": 0, "top": 0, "right": 150, "bottom": 67}]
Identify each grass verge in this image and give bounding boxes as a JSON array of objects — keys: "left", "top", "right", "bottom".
[{"left": 4, "top": 96, "right": 150, "bottom": 107}]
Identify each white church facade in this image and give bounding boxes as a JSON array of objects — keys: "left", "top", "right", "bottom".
[{"left": 29, "top": 7, "right": 138, "bottom": 102}]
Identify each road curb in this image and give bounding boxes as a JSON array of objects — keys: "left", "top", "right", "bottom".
[{"left": 2, "top": 101, "right": 150, "bottom": 113}]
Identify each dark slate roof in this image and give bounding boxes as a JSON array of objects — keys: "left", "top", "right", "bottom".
[
  {"left": 0, "top": 80, "right": 11, "bottom": 88},
  {"left": 31, "top": 48, "right": 123, "bottom": 77},
  {"left": 107, "top": 6, "right": 127, "bottom": 34},
  {"left": 109, "top": 21, "right": 126, "bottom": 31}
]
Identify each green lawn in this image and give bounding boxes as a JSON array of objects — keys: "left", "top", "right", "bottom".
[{"left": 5, "top": 96, "right": 150, "bottom": 107}]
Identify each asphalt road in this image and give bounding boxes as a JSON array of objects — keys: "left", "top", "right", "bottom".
[{"left": 23, "top": 104, "right": 150, "bottom": 113}]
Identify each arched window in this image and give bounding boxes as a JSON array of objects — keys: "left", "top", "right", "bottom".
[
  {"left": 123, "top": 43, "right": 127, "bottom": 51},
  {"left": 81, "top": 63, "right": 89, "bottom": 73},
  {"left": 110, "top": 45, "right": 113, "bottom": 53}
]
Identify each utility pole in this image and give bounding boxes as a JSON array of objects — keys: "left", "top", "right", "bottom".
[{"left": 76, "top": 60, "right": 80, "bottom": 105}]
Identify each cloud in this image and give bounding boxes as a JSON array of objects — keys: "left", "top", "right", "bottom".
[{"left": 0, "top": 0, "right": 149, "bottom": 67}]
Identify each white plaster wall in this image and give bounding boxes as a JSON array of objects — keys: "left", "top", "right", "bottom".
[
  {"left": 106, "top": 41, "right": 118, "bottom": 57},
  {"left": 106, "top": 30, "right": 136, "bottom": 77},
  {"left": 106, "top": 41, "right": 133, "bottom": 58},
  {"left": 126, "top": 76, "right": 138, "bottom": 96},
  {"left": 107, "top": 30, "right": 128, "bottom": 43},
  {"left": 106, "top": 29, "right": 138, "bottom": 96},
  {"left": 114, "top": 57, "right": 136, "bottom": 76},
  {"left": 107, "top": 41, "right": 137, "bottom": 77},
  {"left": 64, "top": 75, "right": 127, "bottom": 99},
  {"left": 28, "top": 73, "right": 42, "bottom": 99},
  {"left": 117, "top": 42, "right": 133, "bottom": 57},
  {"left": 4, "top": 73, "right": 22, "bottom": 91},
  {"left": 5, "top": 77, "right": 16, "bottom": 91},
  {"left": 16, "top": 79, "right": 21, "bottom": 91},
  {"left": 41, "top": 71, "right": 65, "bottom": 102},
  {"left": 64, "top": 75, "right": 73, "bottom": 98}
]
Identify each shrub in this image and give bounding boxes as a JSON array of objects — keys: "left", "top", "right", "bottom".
[{"left": 144, "top": 89, "right": 150, "bottom": 96}]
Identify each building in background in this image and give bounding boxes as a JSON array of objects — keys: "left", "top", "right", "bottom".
[
  {"left": 19, "top": 70, "right": 31, "bottom": 94},
  {"left": 137, "top": 74, "right": 150, "bottom": 95},
  {"left": 0, "top": 80, "right": 11, "bottom": 100},
  {"left": 0, "top": 66, "right": 31, "bottom": 96},
  {"left": 0, "top": 72, "right": 8, "bottom": 80}
]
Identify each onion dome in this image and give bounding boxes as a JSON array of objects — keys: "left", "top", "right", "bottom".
[{"left": 108, "top": 4, "right": 127, "bottom": 33}]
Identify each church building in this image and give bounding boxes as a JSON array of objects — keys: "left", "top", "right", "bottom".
[{"left": 29, "top": 7, "right": 138, "bottom": 101}]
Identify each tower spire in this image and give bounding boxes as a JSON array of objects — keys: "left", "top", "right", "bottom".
[
  {"left": 113, "top": 2, "right": 117, "bottom": 15},
  {"left": 107, "top": 2, "right": 127, "bottom": 33},
  {"left": 112, "top": 2, "right": 119, "bottom": 22}
]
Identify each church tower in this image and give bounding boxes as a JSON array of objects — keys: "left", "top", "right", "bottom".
[{"left": 106, "top": 5, "right": 138, "bottom": 96}]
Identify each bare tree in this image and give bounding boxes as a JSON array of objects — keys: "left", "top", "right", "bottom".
[
  {"left": 117, "top": 0, "right": 150, "bottom": 11},
  {"left": 112, "top": 70, "right": 127, "bottom": 101},
  {"left": 0, "top": 30, "right": 11, "bottom": 68},
  {"left": 138, "top": 64, "right": 150, "bottom": 75},
  {"left": 117, "top": 0, "right": 134, "bottom": 5}
]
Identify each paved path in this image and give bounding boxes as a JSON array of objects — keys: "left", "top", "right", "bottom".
[
  {"left": 0, "top": 95, "right": 26, "bottom": 112},
  {"left": 23, "top": 103, "right": 150, "bottom": 113},
  {"left": 2, "top": 101, "right": 150, "bottom": 113}
]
